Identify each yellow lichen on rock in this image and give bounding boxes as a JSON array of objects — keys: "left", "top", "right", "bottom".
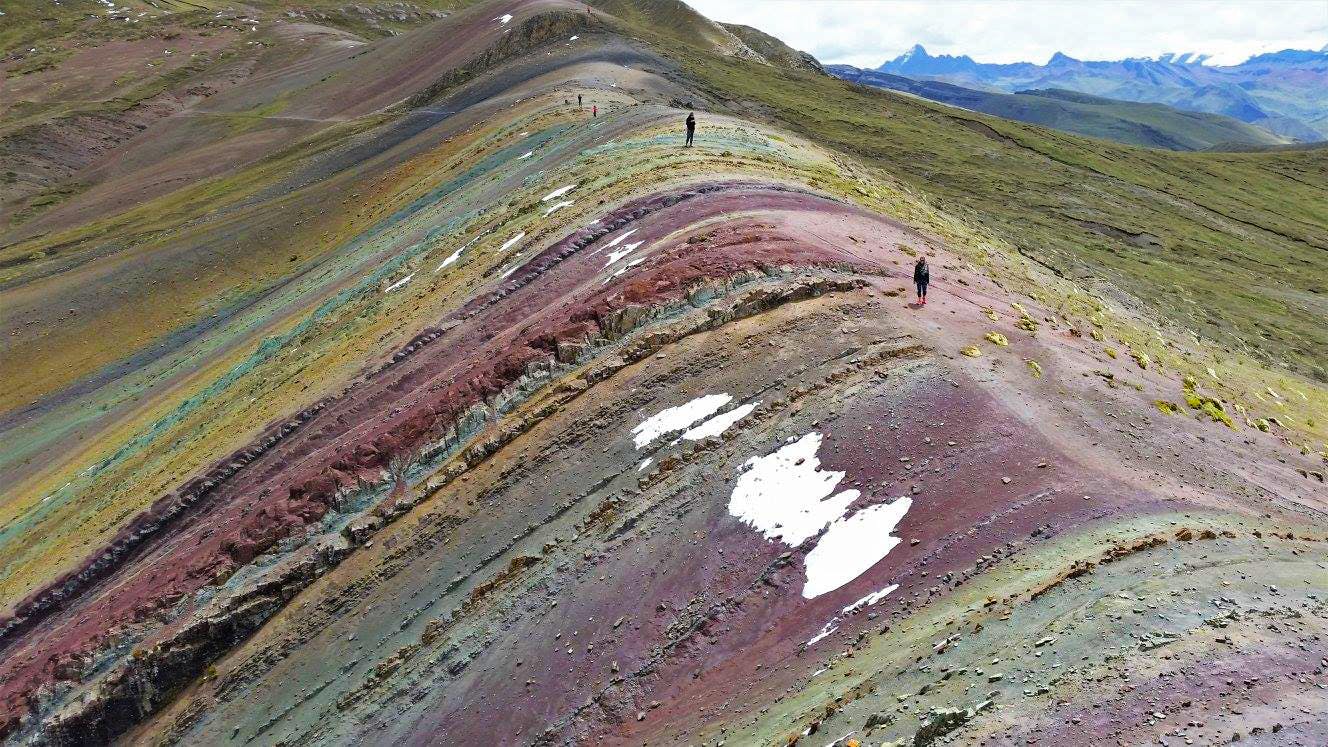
[
  {"left": 985, "top": 332, "right": 1009, "bottom": 346},
  {"left": 960, "top": 345, "right": 982, "bottom": 358},
  {"left": 1026, "top": 359, "right": 1043, "bottom": 378}
]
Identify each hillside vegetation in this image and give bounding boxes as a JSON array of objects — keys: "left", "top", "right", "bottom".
[{"left": 0, "top": 2, "right": 1325, "bottom": 745}]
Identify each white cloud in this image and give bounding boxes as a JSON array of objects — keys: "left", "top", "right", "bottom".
[{"left": 691, "top": 0, "right": 1328, "bottom": 67}]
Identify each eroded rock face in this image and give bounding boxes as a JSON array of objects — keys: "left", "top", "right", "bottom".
[{"left": 2, "top": 1, "right": 1326, "bottom": 746}]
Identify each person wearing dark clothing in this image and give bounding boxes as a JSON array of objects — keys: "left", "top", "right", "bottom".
[
  {"left": 685, "top": 112, "right": 696, "bottom": 146},
  {"left": 913, "top": 257, "right": 930, "bottom": 305},
  {"left": 592, "top": 105, "right": 597, "bottom": 118},
  {"left": 578, "top": 94, "right": 582, "bottom": 108}
]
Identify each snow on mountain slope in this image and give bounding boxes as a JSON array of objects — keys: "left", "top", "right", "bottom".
[{"left": 0, "top": 2, "right": 1325, "bottom": 746}]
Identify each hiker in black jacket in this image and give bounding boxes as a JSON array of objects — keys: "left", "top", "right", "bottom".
[
  {"left": 913, "top": 256, "right": 929, "bottom": 305},
  {"left": 685, "top": 112, "right": 696, "bottom": 146}
]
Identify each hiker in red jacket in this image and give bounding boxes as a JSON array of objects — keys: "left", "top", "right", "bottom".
[{"left": 914, "top": 256, "right": 930, "bottom": 305}]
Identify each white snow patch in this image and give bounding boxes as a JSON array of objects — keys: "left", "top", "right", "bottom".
[
  {"left": 605, "top": 247, "right": 634, "bottom": 266},
  {"left": 436, "top": 247, "right": 464, "bottom": 271},
  {"left": 807, "top": 583, "right": 899, "bottom": 648},
  {"left": 842, "top": 583, "right": 899, "bottom": 614},
  {"left": 632, "top": 394, "right": 731, "bottom": 449},
  {"left": 727, "top": 432, "right": 859, "bottom": 547},
  {"left": 541, "top": 184, "right": 577, "bottom": 202},
  {"left": 603, "top": 228, "right": 637, "bottom": 249},
  {"left": 569, "top": 35, "right": 579, "bottom": 40},
  {"left": 805, "top": 622, "right": 838, "bottom": 646},
  {"left": 499, "top": 261, "right": 522, "bottom": 280},
  {"left": 494, "top": 13, "right": 512, "bottom": 25},
  {"left": 383, "top": 273, "right": 414, "bottom": 293},
  {"left": 517, "top": 151, "right": 533, "bottom": 160},
  {"left": 499, "top": 232, "right": 525, "bottom": 252},
  {"left": 727, "top": 432, "right": 912, "bottom": 599},
  {"left": 803, "top": 499, "right": 911, "bottom": 599},
  {"left": 823, "top": 731, "right": 855, "bottom": 747},
  {"left": 682, "top": 402, "right": 758, "bottom": 441},
  {"left": 604, "top": 256, "right": 646, "bottom": 282},
  {"left": 637, "top": 458, "right": 652, "bottom": 472},
  {"left": 604, "top": 240, "right": 643, "bottom": 267},
  {"left": 544, "top": 200, "right": 574, "bottom": 216}
]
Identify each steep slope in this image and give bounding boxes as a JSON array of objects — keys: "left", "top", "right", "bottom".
[
  {"left": 829, "top": 65, "right": 1289, "bottom": 151},
  {"left": 721, "top": 22, "right": 825, "bottom": 74},
  {"left": 0, "top": 1, "right": 1325, "bottom": 746},
  {"left": 878, "top": 44, "right": 1328, "bottom": 140}
]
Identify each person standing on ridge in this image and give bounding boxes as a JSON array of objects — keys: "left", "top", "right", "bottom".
[
  {"left": 685, "top": 111, "right": 696, "bottom": 146},
  {"left": 578, "top": 93, "right": 582, "bottom": 108},
  {"left": 592, "top": 105, "right": 597, "bottom": 118},
  {"left": 913, "top": 256, "right": 930, "bottom": 305}
]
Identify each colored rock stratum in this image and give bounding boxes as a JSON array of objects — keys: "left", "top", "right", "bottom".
[{"left": 0, "top": 1, "right": 1326, "bottom": 745}]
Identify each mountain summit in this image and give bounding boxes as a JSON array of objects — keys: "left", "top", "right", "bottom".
[
  {"left": 881, "top": 43, "right": 994, "bottom": 76},
  {"left": 878, "top": 43, "right": 1328, "bottom": 139}
]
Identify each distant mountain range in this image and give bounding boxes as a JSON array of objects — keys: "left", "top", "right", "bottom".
[
  {"left": 828, "top": 65, "right": 1292, "bottom": 151},
  {"left": 874, "top": 44, "right": 1328, "bottom": 141}
]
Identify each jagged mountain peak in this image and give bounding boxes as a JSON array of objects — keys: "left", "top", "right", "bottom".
[{"left": 869, "top": 40, "right": 1327, "bottom": 139}]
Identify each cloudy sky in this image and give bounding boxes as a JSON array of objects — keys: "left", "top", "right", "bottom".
[{"left": 688, "top": 0, "right": 1328, "bottom": 68}]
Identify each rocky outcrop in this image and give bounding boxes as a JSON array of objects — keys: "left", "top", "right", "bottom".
[{"left": 720, "top": 22, "right": 826, "bottom": 74}]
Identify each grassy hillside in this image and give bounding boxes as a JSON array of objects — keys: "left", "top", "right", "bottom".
[
  {"left": 1, "top": 2, "right": 1326, "bottom": 744},
  {"left": 647, "top": 39, "right": 1328, "bottom": 380},
  {"left": 829, "top": 66, "right": 1290, "bottom": 151},
  {"left": 720, "top": 22, "right": 824, "bottom": 74},
  {"left": 1017, "top": 88, "right": 1292, "bottom": 149}
]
